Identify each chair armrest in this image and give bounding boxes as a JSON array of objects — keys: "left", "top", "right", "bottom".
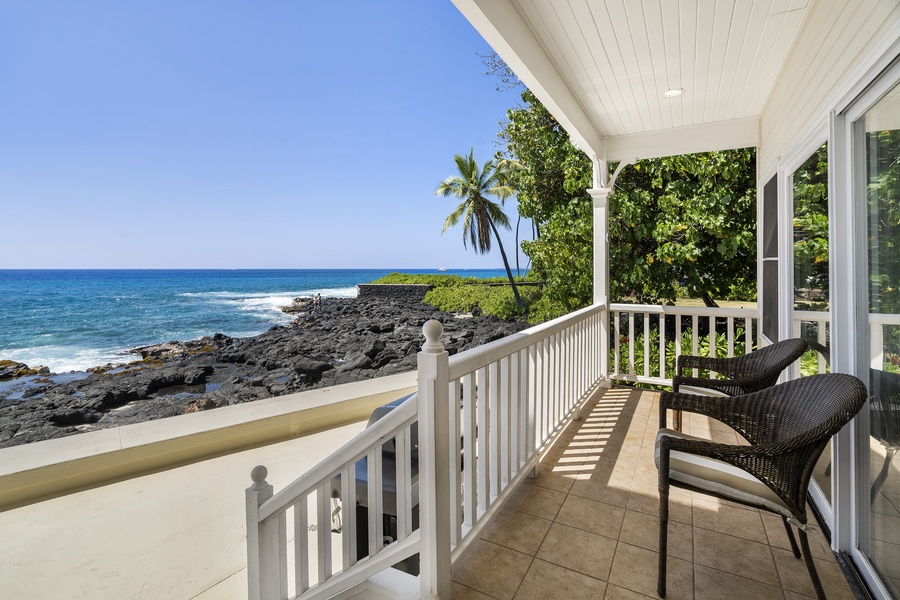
[
  {"left": 676, "top": 354, "right": 744, "bottom": 378},
  {"left": 657, "top": 428, "right": 775, "bottom": 461},
  {"left": 659, "top": 386, "right": 778, "bottom": 442},
  {"left": 659, "top": 390, "right": 739, "bottom": 427},
  {"left": 672, "top": 373, "right": 759, "bottom": 397}
]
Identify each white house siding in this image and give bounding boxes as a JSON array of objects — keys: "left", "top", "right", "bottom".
[{"left": 759, "top": 0, "right": 900, "bottom": 172}]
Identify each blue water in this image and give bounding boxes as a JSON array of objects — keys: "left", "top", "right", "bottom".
[{"left": 0, "top": 269, "right": 506, "bottom": 373}]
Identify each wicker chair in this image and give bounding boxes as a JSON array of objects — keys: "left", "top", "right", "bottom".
[
  {"left": 656, "top": 373, "right": 867, "bottom": 599},
  {"left": 664, "top": 338, "right": 809, "bottom": 431},
  {"left": 808, "top": 340, "right": 900, "bottom": 502}
]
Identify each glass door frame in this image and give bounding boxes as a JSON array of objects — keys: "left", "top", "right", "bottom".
[
  {"left": 778, "top": 124, "right": 833, "bottom": 519},
  {"left": 832, "top": 55, "right": 900, "bottom": 600}
]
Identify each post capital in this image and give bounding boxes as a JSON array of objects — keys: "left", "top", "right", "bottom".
[{"left": 587, "top": 187, "right": 612, "bottom": 207}]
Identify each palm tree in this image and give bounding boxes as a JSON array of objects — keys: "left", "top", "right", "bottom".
[{"left": 436, "top": 150, "right": 524, "bottom": 311}]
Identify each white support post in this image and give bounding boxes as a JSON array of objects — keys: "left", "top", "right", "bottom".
[
  {"left": 418, "top": 320, "right": 452, "bottom": 600},
  {"left": 246, "top": 466, "right": 286, "bottom": 600},
  {"left": 589, "top": 184, "right": 613, "bottom": 389}
]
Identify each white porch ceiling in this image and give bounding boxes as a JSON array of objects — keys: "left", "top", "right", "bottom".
[{"left": 453, "top": 0, "right": 810, "bottom": 162}]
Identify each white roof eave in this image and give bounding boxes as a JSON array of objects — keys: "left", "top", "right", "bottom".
[
  {"left": 452, "top": 0, "right": 606, "bottom": 161},
  {"left": 453, "top": 0, "right": 763, "bottom": 163}
]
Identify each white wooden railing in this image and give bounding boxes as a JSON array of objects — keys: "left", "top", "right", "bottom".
[
  {"left": 794, "top": 309, "right": 900, "bottom": 373},
  {"left": 608, "top": 303, "right": 759, "bottom": 386},
  {"left": 246, "top": 302, "right": 606, "bottom": 600},
  {"left": 794, "top": 310, "right": 830, "bottom": 374}
]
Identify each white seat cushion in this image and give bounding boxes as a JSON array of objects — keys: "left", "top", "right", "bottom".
[{"left": 655, "top": 428, "right": 792, "bottom": 518}]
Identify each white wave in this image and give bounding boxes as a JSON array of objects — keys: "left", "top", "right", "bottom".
[
  {"left": 1, "top": 345, "right": 133, "bottom": 374},
  {"left": 178, "top": 287, "right": 358, "bottom": 300}
]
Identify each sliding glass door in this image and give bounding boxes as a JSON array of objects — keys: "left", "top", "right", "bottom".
[
  {"left": 858, "top": 80, "right": 900, "bottom": 598},
  {"left": 791, "top": 143, "right": 833, "bottom": 501}
]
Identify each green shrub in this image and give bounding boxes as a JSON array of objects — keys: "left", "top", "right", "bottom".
[
  {"left": 614, "top": 327, "right": 749, "bottom": 386},
  {"left": 369, "top": 272, "right": 540, "bottom": 321}
]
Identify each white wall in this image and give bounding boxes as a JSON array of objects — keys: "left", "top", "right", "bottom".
[{"left": 759, "top": 0, "right": 900, "bottom": 173}]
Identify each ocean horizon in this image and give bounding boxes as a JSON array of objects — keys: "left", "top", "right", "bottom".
[{"left": 0, "top": 268, "right": 510, "bottom": 373}]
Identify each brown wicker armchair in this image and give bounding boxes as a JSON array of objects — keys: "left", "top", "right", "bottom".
[
  {"left": 808, "top": 340, "right": 900, "bottom": 502},
  {"left": 656, "top": 373, "right": 867, "bottom": 599},
  {"left": 664, "top": 338, "right": 809, "bottom": 431}
]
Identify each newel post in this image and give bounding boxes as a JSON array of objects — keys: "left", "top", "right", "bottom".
[
  {"left": 246, "top": 465, "right": 286, "bottom": 600},
  {"left": 418, "top": 319, "right": 452, "bottom": 600},
  {"left": 589, "top": 185, "right": 613, "bottom": 388}
]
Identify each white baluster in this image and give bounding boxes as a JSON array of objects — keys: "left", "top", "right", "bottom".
[
  {"left": 871, "top": 321, "right": 885, "bottom": 370},
  {"left": 727, "top": 316, "right": 735, "bottom": 358},
  {"left": 658, "top": 314, "right": 666, "bottom": 379}
]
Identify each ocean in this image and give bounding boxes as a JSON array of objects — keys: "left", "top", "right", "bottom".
[{"left": 0, "top": 269, "right": 507, "bottom": 373}]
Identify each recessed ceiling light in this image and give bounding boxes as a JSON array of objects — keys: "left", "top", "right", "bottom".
[{"left": 663, "top": 88, "right": 683, "bottom": 98}]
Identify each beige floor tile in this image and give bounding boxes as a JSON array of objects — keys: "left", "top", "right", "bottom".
[
  {"left": 619, "top": 508, "right": 692, "bottom": 561},
  {"left": 885, "top": 577, "right": 900, "bottom": 599},
  {"left": 569, "top": 472, "right": 631, "bottom": 508},
  {"left": 513, "top": 558, "right": 606, "bottom": 600},
  {"left": 523, "top": 468, "right": 576, "bottom": 494},
  {"left": 452, "top": 539, "right": 533, "bottom": 600},
  {"left": 693, "top": 564, "right": 787, "bottom": 600},
  {"left": 555, "top": 494, "right": 626, "bottom": 540},
  {"left": 536, "top": 522, "right": 617, "bottom": 580},
  {"left": 603, "top": 584, "right": 657, "bottom": 600},
  {"left": 692, "top": 496, "right": 769, "bottom": 544},
  {"left": 693, "top": 527, "right": 779, "bottom": 586},
  {"left": 451, "top": 581, "right": 496, "bottom": 600},
  {"left": 480, "top": 507, "right": 552, "bottom": 556},
  {"left": 871, "top": 538, "right": 900, "bottom": 582},
  {"left": 771, "top": 547, "right": 856, "bottom": 600},
  {"left": 784, "top": 592, "right": 816, "bottom": 600},
  {"left": 627, "top": 488, "right": 693, "bottom": 526},
  {"left": 608, "top": 541, "right": 693, "bottom": 600},
  {"left": 503, "top": 481, "right": 567, "bottom": 521}
]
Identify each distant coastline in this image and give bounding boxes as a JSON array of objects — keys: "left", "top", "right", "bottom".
[
  {"left": 0, "top": 289, "right": 527, "bottom": 448},
  {"left": 0, "top": 268, "right": 508, "bottom": 374}
]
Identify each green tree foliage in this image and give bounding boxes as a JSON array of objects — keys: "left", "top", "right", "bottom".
[
  {"left": 500, "top": 89, "right": 758, "bottom": 315},
  {"left": 435, "top": 150, "right": 524, "bottom": 311},
  {"left": 868, "top": 130, "right": 900, "bottom": 314},
  {"left": 370, "top": 273, "right": 537, "bottom": 321},
  {"left": 501, "top": 89, "right": 593, "bottom": 318},
  {"left": 612, "top": 151, "right": 758, "bottom": 306},
  {"left": 792, "top": 143, "right": 829, "bottom": 308}
]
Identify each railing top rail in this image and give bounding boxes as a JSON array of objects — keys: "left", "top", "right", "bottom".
[
  {"left": 447, "top": 302, "right": 605, "bottom": 379},
  {"left": 794, "top": 310, "right": 830, "bottom": 320},
  {"left": 795, "top": 311, "right": 900, "bottom": 325},
  {"left": 609, "top": 303, "right": 759, "bottom": 318},
  {"left": 258, "top": 393, "right": 418, "bottom": 522},
  {"left": 868, "top": 312, "right": 900, "bottom": 324}
]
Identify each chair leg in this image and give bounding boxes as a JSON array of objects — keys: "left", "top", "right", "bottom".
[
  {"left": 658, "top": 455, "right": 670, "bottom": 597},
  {"left": 871, "top": 448, "right": 896, "bottom": 505},
  {"left": 799, "top": 528, "right": 826, "bottom": 600},
  {"left": 782, "top": 516, "right": 801, "bottom": 558}
]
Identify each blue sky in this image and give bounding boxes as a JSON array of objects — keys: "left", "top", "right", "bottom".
[{"left": 0, "top": 1, "right": 531, "bottom": 270}]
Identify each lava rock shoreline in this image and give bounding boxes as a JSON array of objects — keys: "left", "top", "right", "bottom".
[{"left": 0, "top": 296, "right": 527, "bottom": 448}]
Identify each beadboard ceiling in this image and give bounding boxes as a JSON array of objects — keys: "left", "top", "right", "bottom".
[{"left": 453, "top": 0, "right": 810, "bottom": 161}]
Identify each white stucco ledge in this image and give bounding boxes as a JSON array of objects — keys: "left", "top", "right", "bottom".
[{"left": 0, "top": 370, "right": 417, "bottom": 512}]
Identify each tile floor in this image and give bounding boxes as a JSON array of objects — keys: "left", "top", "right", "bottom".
[{"left": 450, "top": 386, "right": 858, "bottom": 600}]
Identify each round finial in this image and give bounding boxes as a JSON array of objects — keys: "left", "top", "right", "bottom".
[
  {"left": 250, "top": 465, "right": 268, "bottom": 490},
  {"left": 422, "top": 319, "right": 444, "bottom": 354}
]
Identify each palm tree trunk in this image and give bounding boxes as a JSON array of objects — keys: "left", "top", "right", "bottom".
[
  {"left": 515, "top": 215, "right": 521, "bottom": 276},
  {"left": 488, "top": 218, "right": 524, "bottom": 311}
]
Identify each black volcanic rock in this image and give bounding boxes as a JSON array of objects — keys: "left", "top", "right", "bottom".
[{"left": 0, "top": 295, "right": 528, "bottom": 448}]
